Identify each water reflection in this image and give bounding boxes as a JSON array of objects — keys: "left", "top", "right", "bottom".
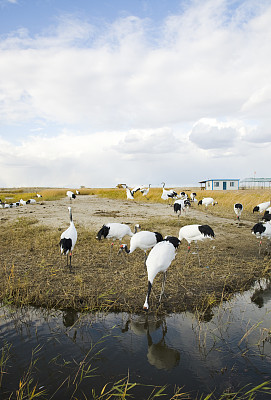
[
  {"left": 251, "top": 279, "right": 271, "bottom": 308},
  {"left": 62, "top": 308, "right": 78, "bottom": 327},
  {"left": 1, "top": 279, "right": 271, "bottom": 399},
  {"left": 122, "top": 315, "right": 180, "bottom": 370}
]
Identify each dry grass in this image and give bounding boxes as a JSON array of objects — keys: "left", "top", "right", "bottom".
[{"left": 1, "top": 209, "right": 271, "bottom": 315}]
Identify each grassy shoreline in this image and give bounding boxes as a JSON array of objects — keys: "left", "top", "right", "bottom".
[{"left": 1, "top": 187, "right": 271, "bottom": 314}]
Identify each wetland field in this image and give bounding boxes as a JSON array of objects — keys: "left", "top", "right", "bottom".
[{"left": 1, "top": 187, "right": 271, "bottom": 399}]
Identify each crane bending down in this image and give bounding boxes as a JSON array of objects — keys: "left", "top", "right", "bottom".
[
  {"left": 143, "top": 236, "right": 180, "bottom": 311},
  {"left": 234, "top": 203, "right": 243, "bottom": 220},
  {"left": 66, "top": 190, "right": 76, "bottom": 201},
  {"left": 251, "top": 222, "right": 271, "bottom": 255},
  {"left": 119, "top": 230, "right": 163, "bottom": 266},
  {"left": 96, "top": 222, "right": 140, "bottom": 262},
  {"left": 60, "top": 207, "right": 77, "bottom": 272},
  {"left": 253, "top": 201, "right": 270, "bottom": 214},
  {"left": 198, "top": 197, "right": 218, "bottom": 207},
  {"left": 178, "top": 224, "right": 215, "bottom": 267}
]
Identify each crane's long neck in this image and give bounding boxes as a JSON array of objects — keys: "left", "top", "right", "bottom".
[{"left": 69, "top": 207, "right": 73, "bottom": 223}]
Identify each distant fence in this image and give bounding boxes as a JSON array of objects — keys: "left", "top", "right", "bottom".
[{"left": 240, "top": 178, "right": 271, "bottom": 189}]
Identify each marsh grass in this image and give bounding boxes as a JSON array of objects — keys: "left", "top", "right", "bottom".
[{"left": 1, "top": 209, "right": 270, "bottom": 315}]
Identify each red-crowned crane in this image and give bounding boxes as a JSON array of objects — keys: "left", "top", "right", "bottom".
[
  {"left": 178, "top": 224, "right": 215, "bottom": 267},
  {"left": 198, "top": 197, "right": 218, "bottom": 207},
  {"left": 161, "top": 182, "right": 177, "bottom": 203},
  {"left": 119, "top": 230, "right": 163, "bottom": 266},
  {"left": 140, "top": 184, "right": 151, "bottom": 199},
  {"left": 253, "top": 201, "right": 270, "bottom": 214},
  {"left": 143, "top": 236, "right": 180, "bottom": 311},
  {"left": 60, "top": 207, "right": 77, "bottom": 272},
  {"left": 125, "top": 185, "right": 134, "bottom": 200},
  {"left": 96, "top": 222, "right": 140, "bottom": 263},
  {"left": 173, "top": 199, "right": 191, "bottom": 217},
  {"left": 251, "top": 222, "right": 271, "bottom": 255},
  {"left": 66, "top": 190, "right": 76, "bottom": 201},
  {"left": 234, "top": 203, "right": 243, "bottom": 220}
]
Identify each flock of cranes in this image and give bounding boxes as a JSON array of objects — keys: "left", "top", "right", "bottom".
[{"left": 2, "top": 185, "right": 271, "bottom": 312}]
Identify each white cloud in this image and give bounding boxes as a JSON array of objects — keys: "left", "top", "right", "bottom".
[
  {"left": 189, "top": 118, "right": 240, "bottom": 150},
  {"left": 1, "top": 0, "right": 271, "bottom": 187}
]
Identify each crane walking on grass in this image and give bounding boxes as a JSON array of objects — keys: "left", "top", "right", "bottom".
[
  {"left": 178, "top": 224, "right": 215, "bottom": 267},
  {"left": 60, "top": 207, "right": 77, "bottom": 272},
  {"left": 143, "top": 236, "right": 180, "bottom": 311}
]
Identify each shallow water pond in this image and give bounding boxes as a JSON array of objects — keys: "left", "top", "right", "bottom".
[{"left": 1, "top": 279, "right": 271, "bottom": 399}]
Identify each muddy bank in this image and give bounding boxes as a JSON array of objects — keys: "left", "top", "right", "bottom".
[{"left": 0, "top": 195, "right": 270, "bottom": 315}]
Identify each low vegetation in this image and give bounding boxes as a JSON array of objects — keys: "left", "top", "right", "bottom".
[{"left": 1, "top": 186, "right": 271, "bottom": 315}]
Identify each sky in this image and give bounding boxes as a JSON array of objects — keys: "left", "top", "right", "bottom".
[{"left": 0, "top": 0, "right": 271, "bottom": 188}]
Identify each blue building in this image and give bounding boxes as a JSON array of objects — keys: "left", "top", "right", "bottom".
[{"left": 199, "top": 179, "right": 240, "bottom": 190}]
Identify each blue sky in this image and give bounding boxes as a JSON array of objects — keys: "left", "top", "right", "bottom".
[{"left": 0, "top": 0, "right": 271, "bottom": 188}]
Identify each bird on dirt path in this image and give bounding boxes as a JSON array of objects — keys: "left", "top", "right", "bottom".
[
  {"left": 173, "top": 199, "right": 190, "bottom": 217},
  {"left": 67, "top": 190, "right": 76, "bottom": 201},
  {"left": 119, "top": 230, "right": 163, "bottom": 266},
  {"left": 60, "top": 207, "right": 77, "bottom": 272},
  {"left": 143, "top": 236, "right": 180, "bottom": 311},
  {"left": 178, "top": 224, "right": 215, "bottom": 267},
  {"left": 234, "top": 203, "right": 243, "bottom": 220},
  {"left": 251, "top": 222, "right": 271, "bottom": 255}
]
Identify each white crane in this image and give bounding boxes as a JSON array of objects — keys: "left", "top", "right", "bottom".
[
  {"left": 76, "top": 190, "right": 80, "bottom": 195},
  {"left": 198, "top": 197, "right": 218, "bottom": 207},
  {"left": 20, "top": 199, "right": 27, "bottom": 206},
  {"left": 161, "top": 182, "right": 177, "bottom": 202},
  {"left": 66, "top": 190, "right": 76, "bottom": 201},
  {"left": 28, "top": 199, "right": 36, "bottom": 204},
  {"left": 96, "top": 222, "right": 140, "bottom": 262},
  {"left": 143, "top": 236, "right": 180, "bottom": 311},
  {"left": 253, "top": 201, "right": 270, "bottom": 214},
  {"left": 131, "top": 185, "right": 145, "bottom": 196},
  {"left": 251, "top": 222, "right": 271, "bottom": 255},
  {"left": 141, "top": 184, "right": 151, "bottom": 199},
  {"left": 234, "top": 203, "right": 243, "bottom": 220},
  {"left": 60, "top": 207, "right": 77, "bottom": 272},
  {"left": 190, "top": 192, "right": 197, "bottom": 202},
  {"left": 173, "top": 199, "right": 190, "bottom": 217},
  {"left": 36, "top": 193, "right": 42, "bottom": 198},
  {"left": 178, "top": 224, "right": 215, "bottom": 267},
  {"left": 119, "top": 230, "right": 163, "bottom": 266},
  {"left": 125, "top": 185, "right": 134, "bottom": 200}
]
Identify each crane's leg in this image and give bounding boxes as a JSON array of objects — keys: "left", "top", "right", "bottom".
[
  {"left": 195, "top": 242, "right": 202, "bottom": 267},
  {"left": 259, "top": 239, "right": 262, "bottom": 256},
  {"left": 69, "top": 251, "right": 73, "bottom": 273},
  {"left": 183, "top": 244, "right": 191, "bottom": 266},
  {"left": 144, "top": 251, "right": 147, "bottom": 268},
  {"left": 109, "top": 242, "right": 114, "bottom": 265},
  {"left": 159, "top": 271, "right": 167, "bottom": 303},
  {"left": 119, "top": 240, "right": 128, "bottom": 264}
]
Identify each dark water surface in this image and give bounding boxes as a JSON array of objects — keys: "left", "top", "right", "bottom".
[{"left": 1, "top": 279, "right": 271, "bottom": 399}]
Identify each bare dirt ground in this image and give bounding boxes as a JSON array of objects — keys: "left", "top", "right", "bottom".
[{"left": 1, "top": 195, "right": 270, "bottom": 316}]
